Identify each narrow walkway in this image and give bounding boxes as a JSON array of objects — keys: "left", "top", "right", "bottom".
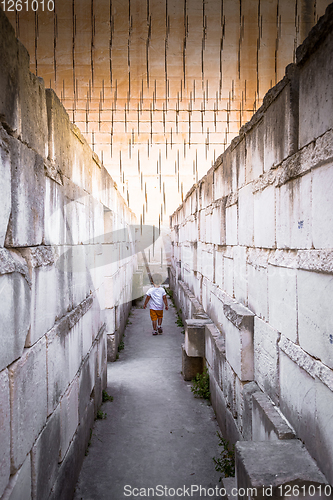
[{"left": 74, "top": 296, "right": 222, "bottom": 499}]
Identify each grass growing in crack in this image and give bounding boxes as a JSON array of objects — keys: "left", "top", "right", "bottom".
[
  {"left": 96, "top": 409, "right": 107, "bottom": 419},
  {"left": 213, "top": 432, "right": 235, "bottom": 479},
  {"left": 191, "top": 367, "right": 211, "bottom": 400},
  {"left": 118, "top": 340, "right": 125, "bottom": 352},
  {"left": 102, "top": 390, "right": 113, "bottom": 402},
  {"left": 85, "top": 428, "right": 93, "bottom": 455}
]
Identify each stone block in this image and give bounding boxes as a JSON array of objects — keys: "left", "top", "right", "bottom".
[
  {"left": 268, "top": 265, "right": 297, "bottom": 342},
  {"left": 60, "top": 378, "right": 79, "bottom": 462},
  {"left": 78, "top": 352, "right": 97, "bottom": 421},
  {"left": 221, "top": 477, "right": 237, "bottom": 499},
  {"left": 31, "top": 406, "right": 61, "bottom": 500},
  {"left": 9, "top": 337, "right": 47, "bottom": 472},
  {"left": 238, "top": 183, "right": 254, "bottom": 247},
  {"left": 224, "top": 255, "right": 234, "bottom": 298},
  {"left": 20, "top": 247, "right": 58, "bottom": 347},
  {"left": 5, "top": 139, "right": 45, "bottom": 247},
  {"left": 225, "top": 204, "right": 238, "bottom": 246},
  {"left": 247, "top": 264, "right": 268, "bottom": 321},
  {"left": 252, "top": 392, "right": 296, "bottom": 441},
  {"left": 299, "top": 29, "right": 333, "bottom": 148},
  {"left": 97, "top": 327, "right": 107, "bottom": 378},
  {"left": 253, "top": 186, "right": 275, "bottom": 249},
  {"left": 1, "top": 453, "right": 31, "bottom": 500},
  {"left": 242, "top": 381, "right": 261, "bottom": 441},
  {"left": 205, "top": 323, "right": 225, "bottom": 390},
  {"left": 254, "top": 317, "right": 280, "bottom": 404},
  {"left": 264, "top": 82, "right": 292, "bottom": 171},
  {"left": 0, "top": 369, "right": 10, "bottom": 498},
  {"left": 181, "top": 344, "right": 204, "bottom": 381},
  {"left": 236, "top": 440, "right": 330, "bottom": 500},
  {"left": 276, "top": 173, "right": 312, "bottom": 249},
  {"left": 233, "top": 246, "right": 247, "bottom": 306},
  {"left": 184, "top": 319, "right": 211, "bottom": 358},
  {"left": 0, "top": 249, "right": 31, "bottom": 371},
  {"left": 312, "top": 162, "right": 333, "bottom": 249},
  {"left": 223, "top": 301, "right": 254, "bottom": 382},
  {"left": 44, "top": 177, "right": 65, "bottom": 246},
  {"left": 314, "top": 377, "right": 333, "bottom": 485},
  {"left": 298, "top": 270, "right": 333, "bottom": 370},
  {"left": 245, "top": 119, "right": 265, "bottom": 182},
  {"left": 0, "top": 130, "right": 11, "bottom": 247}
]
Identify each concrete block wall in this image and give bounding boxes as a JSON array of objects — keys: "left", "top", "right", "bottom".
[
  {"left": 170, "top": 4, "right": 333, "bottom": 487},
  {"left": 0, "top": 8, "right": 136, "bottom": 500}
]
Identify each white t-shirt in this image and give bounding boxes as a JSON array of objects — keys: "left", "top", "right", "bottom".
[{"left": 146, "top": 286, "right": 166, "bottom": 310}]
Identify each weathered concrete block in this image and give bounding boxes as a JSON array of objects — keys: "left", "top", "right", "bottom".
[
  {"left": 299, "top": 27, "right": 333, "bottom": 148},
  {"left": 276, "top": 173, "right": 312, "bottom": 249},
  {"left": 225, "top": 204, "right": 238, "bottom": 246},
  {"left": 254, "top": 317, "right": 280, "bottom": 404},
  {"left": 60, "top": 377, "right": 79, "bottom": 462},
  {"left": 268, "top": 265, "right": 297, "bottom": 342},
  {"left": 9, "top": 337, "right": 47, "bottom": 472},
  {"left": 44, "top": 178, "right": 65, "bottom": 246},
  {"left": 247, "top": 264, "right": 268, "bottom": 321},
  {"left": 252, "top": 392, "right": 296, "bottom": 441},
  {"left": 245, "top": 119, "right": 265, "bottom": 182},
  {"left": 223, "top": 254, "right": 234, "bottom": 298},
  {"left": 315, "top": 377, "right": 333, "bottom": 486},
  {"left": 221, "top": 477, "right": 237, "bottom": 499},
  {"left": 20, "top": 247, "right": 58, "bottom": 347},
  {"left": 0, "top": 249, "right": 31, "bottom": 371},
  {"left": 0, "top": 369, "right": 10, "bottom": 498},
  {"left": 97, "top": 327, "right": 107, "bottom": 378},
  {"left": 1, "top": 453, "right": 31, "bottom": 500},
  {"left": 205, "top": 323, "right": 225, "bottom": 390},
  {"left": 223, "top": 301, "right": 254, "bottom": 382},
  {"left": 185, "top": 319, "right": 212, "bottom": 358},
  {"left": 78, "top": 351, "right": 97, "bottom": 421},
  {"left": 0, "top": 129, "right": 11, "bottom": 247},
  {"left": 253, "top": 186, "right": 275, "bottom": 249},
  {"left": 5, "top": 139, "right": 45, "bottom": 247},
  {"left": 312, "top": 162, "right": 333, "bottom": 249},
  {"left": 242, "top": 381, "right": 261, "bottom": 441},
  {"left": 236, "top": 440, "right": 331, "bottom": 500},
  {"left": 238, "top": 184, "right": 254, "bottom": 247},
  {"left": 181, "top": 344, "right": 204, "bottom": 381},
  {"left": 298, "top": 270, "right": 333, "bottom": 370},
  {"left": 233, "top": 246, "right": 247, "bottom": 306},
  {"left": 31, "top": 405, "right": 60, "bottom": 500}
]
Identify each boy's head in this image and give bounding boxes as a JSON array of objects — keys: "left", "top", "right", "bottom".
[{"left": 152, "top": 273, "right": 163, "bottom": 286}]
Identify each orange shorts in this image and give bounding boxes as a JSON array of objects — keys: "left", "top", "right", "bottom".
[{"left": 150, "top": 309, "right": 163, "bottom": 321}]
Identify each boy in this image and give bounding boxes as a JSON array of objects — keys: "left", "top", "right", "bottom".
[{"left": 143, "top": 274, "right": 168, "bottom": 335}]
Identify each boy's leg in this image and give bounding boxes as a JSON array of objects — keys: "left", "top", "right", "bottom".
[
  {"left": 157, "top": 311, "right": 163, "bottom": 333},
  {"left": 152, "top": 319, "right": 157, "bottom": 331},
  {"left": 150, "top": 310, "right": 158, "bottom": 334}
]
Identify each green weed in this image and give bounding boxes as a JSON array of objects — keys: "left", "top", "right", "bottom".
[
  {"left": 118, "top": 340, "right": 125, "bottom": 352},
  {"left": 96, "top": 409, "right": 107, "bottom": 420},
  {"left": 102, "top": 390, "right": 113, "bottom": 402},
  {"left": 191, "top": 367, "right": 210, "bottom": 400},
  {"left": 213, "top": 432, "right": 235, "bottom": 479}
]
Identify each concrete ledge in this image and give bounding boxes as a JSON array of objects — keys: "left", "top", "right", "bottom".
[
  {"left": 181, "top": 344, "right": 203, "bottom": 381},
  {"left": 221, "top": 477, "right": 237, "bottom": 499},
  {"left": 185, "top": 319, "right": 212, "bottom": 357},
  {"left": 235, "top": 440, "right": 330, "bottom": 500},
  {"left": 252, "top": 392, "right": 296, "bottom": 441}
]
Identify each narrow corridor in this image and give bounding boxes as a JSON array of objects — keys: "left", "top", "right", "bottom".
[{"left": 73, "top": 296, "right": 222, "bottom": 499}]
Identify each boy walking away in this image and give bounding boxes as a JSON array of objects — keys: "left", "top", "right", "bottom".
[{"left": 143, "top": 274, "right": 168, "bottom": 335}]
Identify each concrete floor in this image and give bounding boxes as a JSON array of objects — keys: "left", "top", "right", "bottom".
[{"left": 74, "top": 296, "right": 223, "bottom": 499}]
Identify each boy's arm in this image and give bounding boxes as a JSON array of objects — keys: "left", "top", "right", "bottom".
[
  {"left": 163, "top": 295, "right": 168, "bottom": 310},
  {"left": 143, "top": 295, "right": 150, "bottom": 309}
]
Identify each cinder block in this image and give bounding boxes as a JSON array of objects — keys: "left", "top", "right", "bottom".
[
  {"left": 9, "top": 337, "right": 47, "bottom": 472},
  {"left": 181, "top": 344, "right": 204, "bottom": 381},
  {"left": 31, "top": 406, "right": 61, "bottom": 500},
  {"left": 0, "top": 130, "right": 11, "bottom": 247},
  {"left": 252, "top": 392, "right": 296, "bottom": 441},
  {"left": 276, "top": 173, "right": 312, "bottom": 249},
  {"left": 238, "top": 183, "right": 254, "bottom": 247},
  {"left": 312, "top": 162, "right": 333, "bottom": 249},
  {"left": 298, "top": 270, "right": 333, "bottom": 370},
  {"left": 254, "top": 317, "right": 280, "bottom": 404},
  {"left": 5, "top": 139, "right": 45, "bottom": 247},
  {"left": 223, "top": 301, "right": 255, "bottom": 382},
  {"left": 1, "top": 453, "right": 31, "bottom": 500},
  {"left": 0, "top": 250, "right": 31, "bottom": 371},
  {"left": 0, "top": 369, "right": 10, "bottom": 497},
  {"left": 253, "top": 185, "right": 275, "bottom": 249},
  {"left": 60, "top": 378, "right": 79, "bottom": 462},
  {"left": 236, "top": 440, "right": 330, "bottom": 500},
  {"left": 299, "top": 28, "right": 333, "bottom": 148}
]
